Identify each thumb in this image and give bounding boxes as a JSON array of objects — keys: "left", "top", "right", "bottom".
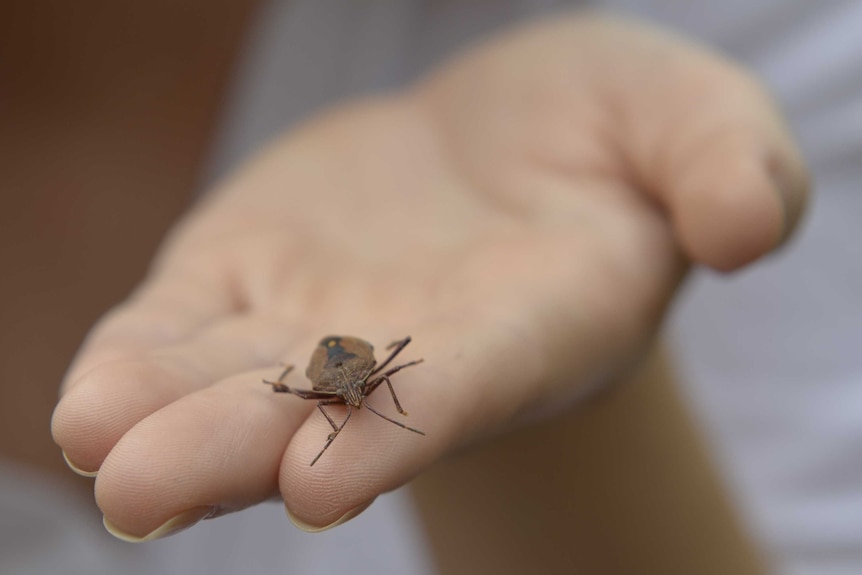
[
  {"left": 605, "top": 19, "right": 810, "bottom": 271},
  {"left": 418, "top": 14, "right": 810, "bottom": 272}
]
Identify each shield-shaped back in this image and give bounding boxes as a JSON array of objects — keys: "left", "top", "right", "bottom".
[{"left": 306, "top": 335, "right": 376, "bottom": 392}]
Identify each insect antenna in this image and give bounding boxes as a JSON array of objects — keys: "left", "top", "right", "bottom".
[{"left": 363, "top": 401, "right": 425, "bottom": 435}]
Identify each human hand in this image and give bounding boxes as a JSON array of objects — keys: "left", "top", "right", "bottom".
[{"left": 52, "top": 14, "right": 808, "bottom": 539}]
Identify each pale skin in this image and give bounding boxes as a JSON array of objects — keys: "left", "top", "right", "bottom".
[{"left": 51, "top": 15, "right": 808, "bottom": 539}]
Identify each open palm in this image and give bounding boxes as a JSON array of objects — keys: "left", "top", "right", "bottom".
[{"left": 53, "top": 15, "right": 807, "bottom": 539}]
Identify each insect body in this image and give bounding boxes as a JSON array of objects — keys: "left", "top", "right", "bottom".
[{"left": 264, "top": 335, "right": 425, "bottom": 466}]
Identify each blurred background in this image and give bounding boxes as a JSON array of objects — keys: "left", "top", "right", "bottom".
[
  {"left": 2, "top": 1, "right": 860, "bottom": 574},
  {"left": 0, "top": 0, "right": 252, "bottom": 486}
]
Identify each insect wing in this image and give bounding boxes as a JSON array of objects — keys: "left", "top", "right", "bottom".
[{"left": 306, "top": 336, "right": 376, "bottom": 391}]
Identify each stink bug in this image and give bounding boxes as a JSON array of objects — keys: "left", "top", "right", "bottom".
[{"left": 264, "top": 335, "right": 425, "bottom": 466}]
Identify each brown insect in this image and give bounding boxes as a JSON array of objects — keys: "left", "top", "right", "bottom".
[{"left": 263, "top": 335, "right": 425, "bottom": 466}]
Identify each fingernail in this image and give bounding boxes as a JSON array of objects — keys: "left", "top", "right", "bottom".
[
  {"left": 771, "top": 176, "right": 791, "bottom": 245},
  {"left": 103, "top": 506, "right": 215, "bottom": 543},
  {"left": 286, "top": 499, "right": 374, "bottom": 533},
  {"left": 765, "top": 153, "right": 805, "bottom": 244},
  {"left": 62, "top": 451, "right": 98, "bottom": 478}
]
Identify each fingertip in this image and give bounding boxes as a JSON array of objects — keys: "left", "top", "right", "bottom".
[
  {"left": 51, "top": 360, "right": 195, "bottom": 475},
  {"left": 279, "top": 404, "right": 433, "bottom": 529},
  {"left": 671, "top": 148, "right": 785, "bottom": 271},
  {"left": 51, "top": 368, "right": 127, "bottom": 474},
  {"left": 93, "top": 367, "right": 308, "bottom": 538},
  {"left": 615, "top": 37, "right": 811, "bottom": 272}
]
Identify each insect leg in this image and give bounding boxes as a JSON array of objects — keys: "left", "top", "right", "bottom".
[
  {"left": 364, "top": 402, "right": 425, "bottom": 436},
  {"left": 262, "top": 367, "right": 334, "bottom": 400},
  {"left": 262, "top": 381, "right": 333, "bottom": 399},
  {"left": 316, "top": 400, "right": 342, "bottom": 433},
  {"left": 368, "top": 336, "right": 412, "bottom": 377},
  {"left": 310, "top": 406, "right": 352, "bottom": 467},
  {"left": 380, "top": 358, "right": 423, "bottom": 378},
  {"left": 366, "top": 375, "right": 407, "bottom": 415},
  {"left": 366, "top": 359, "right": 424, "bottom": 394},
  {"left": 276, "top": 364, "right": 294, "bottom": 381},
  {"left": 261, "top": 364, "right": 295, "bottom": 392}
]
